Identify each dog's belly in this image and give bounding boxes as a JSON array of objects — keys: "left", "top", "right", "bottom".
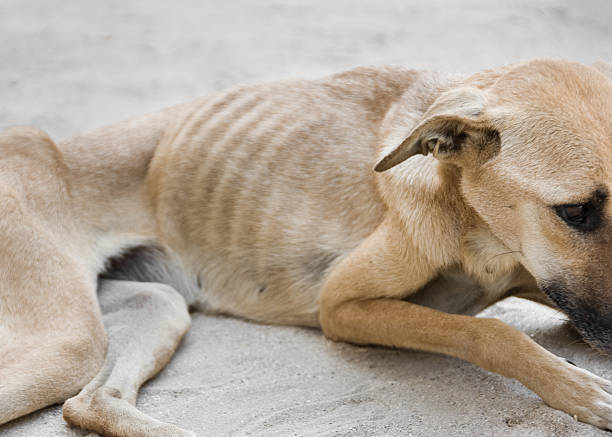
[{"left": 190, "top": 250, "right": 339, "bottom": 326}]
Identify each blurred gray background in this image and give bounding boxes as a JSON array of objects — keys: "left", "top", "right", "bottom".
[{"left": 1, "top": 0, "right": 611, "bottom": 436}]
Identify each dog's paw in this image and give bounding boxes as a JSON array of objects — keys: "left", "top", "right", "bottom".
[
  {"left": 538, "top": 359, "right": 612, "bottom": 430},
  {"left": 63, "top": 387, "right": 197, "bottom": 437}
]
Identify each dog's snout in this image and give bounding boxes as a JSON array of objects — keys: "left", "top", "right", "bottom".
[
  {"left": 540, "top": 280, "right": 612, "bottom": 355},
  {"left": 576, "top": 304, "right": 612, "bottom": 355}
]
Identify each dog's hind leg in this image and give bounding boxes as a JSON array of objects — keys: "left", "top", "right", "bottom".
[
  {"left": 0, "top": 187, "right": 107, "bottom": 425},
  {"left": 62, "top": 279, "right": 193, "bottom": 437}
]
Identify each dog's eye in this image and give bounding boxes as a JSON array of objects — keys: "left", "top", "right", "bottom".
[
  {"left": 560, "top": 205, "right": 585, "bottom": 222},
  {"left": 554, "top": 201, "right": 602, "bottom": 232}
]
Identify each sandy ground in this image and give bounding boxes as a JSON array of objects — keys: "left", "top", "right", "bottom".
[{"left": 1, "top": 0, "right": 612, "bottom": 436}]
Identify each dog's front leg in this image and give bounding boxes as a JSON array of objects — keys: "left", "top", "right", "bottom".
[{"left": 320, "top": 222, "right": 612, "bottom": 430}]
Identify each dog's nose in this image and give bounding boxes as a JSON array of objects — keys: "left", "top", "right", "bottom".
[
  {"left": 540, "top": 280, "right": 612, "bottom": 355},
  {"left": 574, "top": 305, "right": 612, "bottom": 356}
]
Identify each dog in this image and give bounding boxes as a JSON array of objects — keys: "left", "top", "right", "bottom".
[{"left": 0, "top": 59, "right": 611, "bottom": 436}]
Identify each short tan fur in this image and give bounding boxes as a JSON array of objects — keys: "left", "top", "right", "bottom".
[{"left": 0, "top": 59, "right": 611, "bottom": 436}]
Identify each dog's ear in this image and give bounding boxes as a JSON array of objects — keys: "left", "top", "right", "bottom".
[
  {"left": 374, "top": 87, "right": 492, "bottom": 172},
  {"left": 592, "top": 60, "right": 612, "bottom": 81}
]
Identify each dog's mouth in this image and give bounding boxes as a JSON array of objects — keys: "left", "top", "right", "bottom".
[{"left": 539, "top": 280, "right": 612, "bottom": 356}]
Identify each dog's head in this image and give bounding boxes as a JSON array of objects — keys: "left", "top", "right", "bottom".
[{"left": 376, "top": 59, "right": 612, "bottom": 354}]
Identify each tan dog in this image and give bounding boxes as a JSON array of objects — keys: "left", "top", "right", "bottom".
[{"left": 0, "top": 59, "right": 611, "bottom": 436}]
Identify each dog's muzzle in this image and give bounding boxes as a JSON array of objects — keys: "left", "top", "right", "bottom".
[{"left": 540, "top": 280, "right": 612, "bottom": 355}]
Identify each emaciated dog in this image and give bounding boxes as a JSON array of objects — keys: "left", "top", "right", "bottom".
[{"left": 0, "top": 59, "right": 611, "bottom": 436}]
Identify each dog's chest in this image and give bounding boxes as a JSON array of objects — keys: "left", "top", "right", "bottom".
[
  {"left": 406, "top": 267, "right": 517, "bottom": 315},
  {"left": 406, "top": 227, "right": 522, "bottom": 315}
]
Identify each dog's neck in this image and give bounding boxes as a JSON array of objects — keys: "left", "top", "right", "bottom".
[{"left": 374, "top": 70, "right": 526, "bottom": 289}]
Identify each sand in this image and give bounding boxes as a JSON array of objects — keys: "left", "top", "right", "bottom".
[{"left": 1, "top": 0, "right": 611, "bottom": 435}]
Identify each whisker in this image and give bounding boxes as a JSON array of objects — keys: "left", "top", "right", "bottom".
[{"left": 484, "top": 250, "right": 522, "bottom": 268}]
